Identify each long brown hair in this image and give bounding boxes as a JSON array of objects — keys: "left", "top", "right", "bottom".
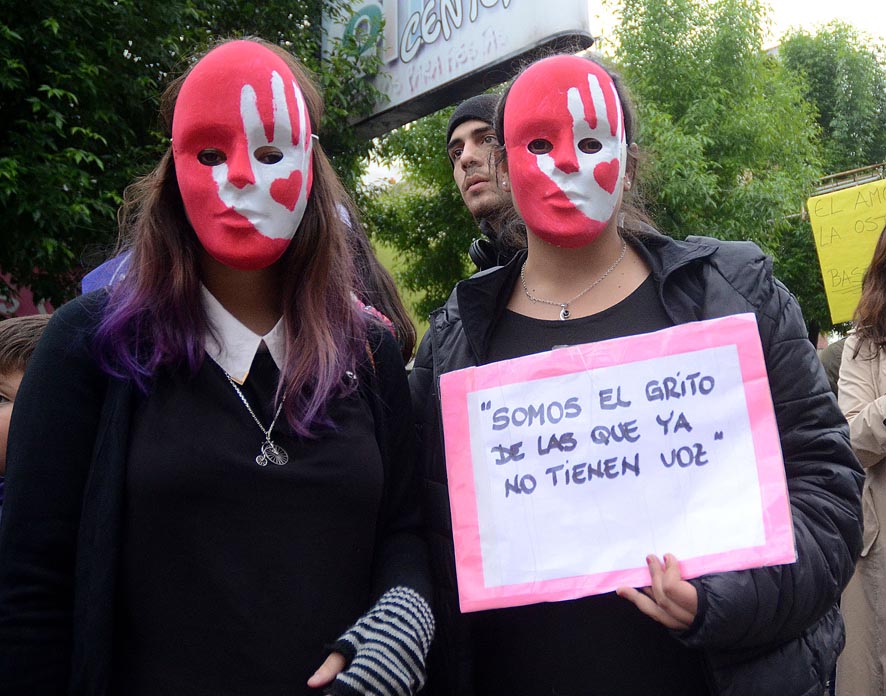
[
  {"left": 342, "top": 200, "right": 417, "bottom": 361},
  {"left": 853, "top": 224, "right": 886, "bottom": 354},
  {"left": 95, "top": 38, "right": 370, "bottom": 437}
]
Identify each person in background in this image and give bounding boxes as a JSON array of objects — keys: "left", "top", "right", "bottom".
[
  {"left": 816, "top": 333, "right": 847, "bottom": 696},
  {"left": 446, "top": 94, "right": 525, "bottom": 270},
  {"left": 0, "top": 39, "right": 432, "bottom": 695},
  {"left": 819, "top": 336, "right": 847, "bottom": 397},
  {"left": 0, "top": 314, "right": 50, "bottom": 524},
  {"left": 344, "top": 205, "right": 417, "bottom": 362},
  {"left": 412, "top": 53, "right": 863, "bottom": 696},
  {"left": 834, "top": 225, "right": 886, "bottom": 695}
]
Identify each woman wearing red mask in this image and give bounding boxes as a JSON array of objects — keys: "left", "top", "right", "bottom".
[
  {"left": 410, "top": 54, "right": 862, "bottom": 696},
  {"left": 0, "top": 39, "right": 432, "bottom": 695}
]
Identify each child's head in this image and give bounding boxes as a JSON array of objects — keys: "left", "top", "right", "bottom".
[{"left": 0, "top": 314, "right": 50, "bottom": 474}]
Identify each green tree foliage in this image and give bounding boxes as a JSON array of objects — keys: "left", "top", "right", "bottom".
[
  {"left": 777, "top": 24, "right": 886, "bottom": 333},
  {"left": 779, "top": 21, "right": 886, "bottom": 173},
  {"left": 0, "top": 0, "right": 380, "bottom": 305},
  {"left": 615, "top": 0, "right": 823, "bottom": 247},
  {"left": 774, "top": 216, "right": 831, "bottom": 332},
  {"left": 362, "top": 106, "right": 478, "bottom": 318},
  {"left": 614, "top": 0, "right": 832, "bottom": 326}
]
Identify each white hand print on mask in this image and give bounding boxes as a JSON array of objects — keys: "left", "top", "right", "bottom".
[
  {"left": 535, "top": 73, "right": 627, "bottom": 223},
  {"left": 212, "top": 70, "right": 312, "bottom": 241}
]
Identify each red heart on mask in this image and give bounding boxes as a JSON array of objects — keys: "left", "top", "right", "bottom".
[
  {"left": 594, "top": 159, "right": 620, "bottom": 194},
  {"left": 270, "top": 171, "right": 303, "bottom": 211}
]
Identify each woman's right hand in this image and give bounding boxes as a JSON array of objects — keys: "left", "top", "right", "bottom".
[
  {"left": 307, "top": 652, "right": 347, "bottom": 692},
  {"left": 616, "top": 553, "right": 698, "bottom": 631}
]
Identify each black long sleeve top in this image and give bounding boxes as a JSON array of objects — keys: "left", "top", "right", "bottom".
[{"left": 0, "top": 291, "right": 430, "bottom": 695}]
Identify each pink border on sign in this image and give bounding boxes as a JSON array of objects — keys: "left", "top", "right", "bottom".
[{"left": 439, "top": 313, "right": 795, "bottom": 613}]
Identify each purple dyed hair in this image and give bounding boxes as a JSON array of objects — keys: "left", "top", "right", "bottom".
[{"left": 94, "top": 38, "right": 368, "bottom": 437}]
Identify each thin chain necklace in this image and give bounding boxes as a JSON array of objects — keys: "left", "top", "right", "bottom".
[
  {"left": 520, "top": 238, "right": 627, "bottom": 320},
  {"left": 224, "top": 372, "right": 289, "bottom": 466}
]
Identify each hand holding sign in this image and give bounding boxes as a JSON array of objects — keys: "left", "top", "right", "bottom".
[{"left": 617, "top": 554, "right": 698, "bottom": 630}]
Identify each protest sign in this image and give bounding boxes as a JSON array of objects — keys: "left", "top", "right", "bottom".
[
  {"left": 808, "top": 178, "right": 886, "bottom": 323},
  {"left": 440, "top": 313, "right": 795, "bottom": 612}
]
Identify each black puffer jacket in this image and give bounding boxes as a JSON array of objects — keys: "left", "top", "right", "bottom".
[{"left": 409, "top": 229, "right": 864, "bottom": 696}]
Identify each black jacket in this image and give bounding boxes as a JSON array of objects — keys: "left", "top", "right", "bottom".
[
  {"left": 409, "top": 229, "right": 864, "bottom": 696},
  {"left": 0, "top": 291, "right": 430, "bottom": 695}
]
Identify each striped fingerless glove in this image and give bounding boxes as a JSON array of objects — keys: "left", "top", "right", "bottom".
[{"left": 326, "top": 586, "right": 435, "bottom": 696}]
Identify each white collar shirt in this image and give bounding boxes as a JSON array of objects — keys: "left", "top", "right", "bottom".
[{"left": 201, "top": 285, "right": 285, "bottom": 384}]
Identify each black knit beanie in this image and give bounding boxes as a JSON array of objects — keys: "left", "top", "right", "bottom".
[{"left": 446, "top": 94, "right": 500, "bottom": 150}]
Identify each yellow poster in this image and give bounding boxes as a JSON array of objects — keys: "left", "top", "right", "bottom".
[{"left": 808, "top": 179, "right": 886, "bottom": 324}]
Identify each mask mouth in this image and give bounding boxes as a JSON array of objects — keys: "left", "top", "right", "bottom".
[
  {"left": 548, "top": 188, "right": 598, "bottom": 205},
  {"left": 214, "top": 209, "right": 266, "bottom": 224},
  {"left": 536, "top": 195, "right": 585, "bottom": 212},
  {"left": 546, "top": 177, "right": 620, "bottom": 204}
]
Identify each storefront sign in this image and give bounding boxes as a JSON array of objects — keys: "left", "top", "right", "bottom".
[{"left": 323, "top": 0, "right": 593, "bottom": 136}]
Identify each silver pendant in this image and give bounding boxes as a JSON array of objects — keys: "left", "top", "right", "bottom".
[
  {"left": 559, "top": 306, "right": 570, "bottom": 321},
  {"left": 255, "top": 440, "right": 289, "bottom": 467}
]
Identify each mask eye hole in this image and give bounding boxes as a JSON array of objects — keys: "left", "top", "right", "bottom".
[
  {"left": 197, "top": 148, "right": 226, "bottom": 166},
  {"left": 254, "top": 146, "right": 284, "bottom": 164},
  {"left": 577, "top": 138, "right": 602, "bottom": 154},
  {"left": 527, "top": 139, "right": 553, "bottom": 155}
]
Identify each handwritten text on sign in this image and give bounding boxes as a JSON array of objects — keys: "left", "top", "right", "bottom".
[
  {"left": 808, "top": 178, "right": 886, "bottom": 323},
  {"left": 440, "top": 314, "right": 794, "bottom": 612}
]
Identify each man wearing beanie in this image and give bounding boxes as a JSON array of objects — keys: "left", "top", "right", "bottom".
[{"left": 446, "top": 93, "right": 525, "bottom": 270}]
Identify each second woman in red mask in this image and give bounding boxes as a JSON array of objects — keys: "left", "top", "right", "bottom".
[{"left": 410, "top": 54, "right": 862, "bottom": 696}]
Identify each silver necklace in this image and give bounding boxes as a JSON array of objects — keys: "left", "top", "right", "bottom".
[
  {"left": 520, "top": 238, "right": 627, "bottom": 320},
  {"left": 224, "top": 372, "right": 289, "bottom": 466}
]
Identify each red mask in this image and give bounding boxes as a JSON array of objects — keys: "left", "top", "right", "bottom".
[
  {"left": 504, "top": 55, "right": 627, "bottom": 248},
  {"left": 172, "top": 41, "right": 314, "bottom": 270}
]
